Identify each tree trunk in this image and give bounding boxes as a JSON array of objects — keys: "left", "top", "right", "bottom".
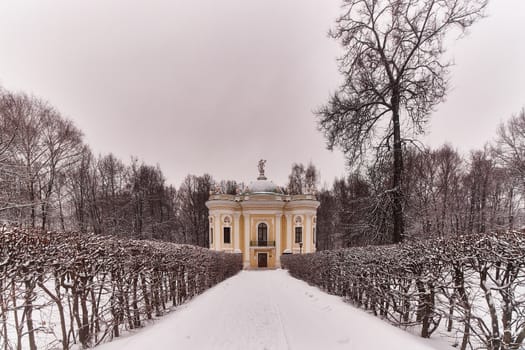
[
  {"left": 38, "top": 280, "right": 69, "bottom": 350},
  {"left": 29, "top": 179, "right": 36, "bottom": 229},
  {"left": 454, "top": 267, "right": 471, "bottom": 350},
  {"left": 480, "top": 267, "right": 501, "bottom": 350},
  {"left": 11, "top": 283, "right": 22, "bottom": 350},
  {"left": 1, "top": 279, "right": 9, "bottom": 350},
  {"left": 24, "top": 281, "right": 37, "bottom": 350},
  {"left": 391, "top": 92, "right": 404, "bottom": 243},
  {"left": 508, "top": 186, "right": 514, "bottom": 230}
]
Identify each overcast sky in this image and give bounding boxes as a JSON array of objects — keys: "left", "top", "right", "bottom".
[{"left": 0, "top": 0, "right": 524, "bottom": 188}]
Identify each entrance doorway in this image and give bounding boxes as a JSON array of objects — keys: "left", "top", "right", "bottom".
[{"left": 257, "top": 253, "right": 268, "bottom": 268}]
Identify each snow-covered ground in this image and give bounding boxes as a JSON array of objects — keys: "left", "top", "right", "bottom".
[{"left": 95, "top": 269, "right": 451, "bottom": 350}]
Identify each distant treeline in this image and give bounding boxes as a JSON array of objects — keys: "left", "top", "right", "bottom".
[
  {"left": 0, "top": 89, "right": 241, "bottom": 246},
  {"left": 1, "top": 88, "right": 524, "bottom": 247},
  {"left": 315, "top": 114, "right": 525, "bottom": 248}
]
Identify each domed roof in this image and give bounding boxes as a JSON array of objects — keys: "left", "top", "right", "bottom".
[{"left": 246, "top": 178, "right": 281, "bottom": 194}]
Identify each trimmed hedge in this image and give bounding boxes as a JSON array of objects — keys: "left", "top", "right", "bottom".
[
  {"left": 282, "top": 232, "right": 525, "bottom": 350},
  {"left": 0, "top": 228, "right": 242, "bottom": 349}
]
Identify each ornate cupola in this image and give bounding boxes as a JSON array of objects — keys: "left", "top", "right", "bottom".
[{"left": 245, "top": 159, "right": 282, "bottom": 194}]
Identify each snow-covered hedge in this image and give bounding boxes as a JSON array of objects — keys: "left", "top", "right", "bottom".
[
  {"left": 0, "top": 228, "right": 242, "bottom": 349},
  {"left": 281, "top": 232, "right": 525, "bottom": 350}
]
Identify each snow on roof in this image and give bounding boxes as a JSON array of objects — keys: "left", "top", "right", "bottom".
[{"left": 245, "top": 179, "right": 282, "bottom": 194}]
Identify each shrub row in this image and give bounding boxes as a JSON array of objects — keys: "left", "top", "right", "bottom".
[
  {"left": 282, "top": 232, "right": 525, "bottom": 350},
  {"left": 0, "top": 228, "right": 242, "bottom": 349}
]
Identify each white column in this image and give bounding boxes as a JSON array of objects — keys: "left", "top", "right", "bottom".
[
  {"left": 305, "top": 213, "right": 312, "bottom": 253},
  {"left": 275, "top": 214, "right": 282, "bottom": 267},
  {"left": 208, "top": 216, "right": 213, "bottom": 249},
  {"left": 214, "top": 214, "right": 221, "bottom": 251},
  {"left": 233, "top": 213, "right": 241, "bottom": 252},
  {"left": 243, "top": 213, "right": 251, "bottom": 267},
  {"left": 285, "top": 214, "right": 292, "bottom": 252}
]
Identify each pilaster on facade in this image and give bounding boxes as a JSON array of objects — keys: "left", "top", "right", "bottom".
[
  {"left": 305, "top": 213, "right": 312, "bottom": 253},
  {"left": 285, "top": 213, "right": 292, "bottom": 252},
  {"left": 208, "top": 216, "right": 213, "bottom": 249},
  {"left": 243, "top": 213, "right": 251, "bottom": 267},
  {"left": 233, "top": 213, "right": 241, "bottom": 252},
  {"left": 275, "top": 214, "right": 282, "bottom": 266},
  {"left": 214, "top": 214, "right": 221, "bottom": 251}
]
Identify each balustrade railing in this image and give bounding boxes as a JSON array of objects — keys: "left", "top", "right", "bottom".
[{"left": 250, "top": 240, "right": 275, "bottom": 247}]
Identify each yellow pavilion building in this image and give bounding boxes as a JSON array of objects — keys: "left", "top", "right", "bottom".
[{"left": 206, "top": 160, "right": 320, "bottom": 269}]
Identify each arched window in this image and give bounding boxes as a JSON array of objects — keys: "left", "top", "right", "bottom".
[
  {"left": 295, "top": 227, "right": 302, "bottom": 243},
  {"left": 210, "top": 227, "right": 214, "bottom": 245},
  {"left": 257, "top": 223, "right": 268, "bottom": 244},
  {"left": 294, "top": 215, "right": 303, "bottom": 244},
  {"left": 223, "top": 216, "right": 232, "bottom": 244}
]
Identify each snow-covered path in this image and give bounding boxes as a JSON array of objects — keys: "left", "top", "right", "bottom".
[{"left": 96, "top": 270, "right": 448, "bottom": 350}]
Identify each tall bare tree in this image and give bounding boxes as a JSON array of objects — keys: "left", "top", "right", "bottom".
[
  {"left": 176, "top": 174, "right": 213, "bottom": 247},
  {"left": 1, "top": 92, "right": 48, "bottom": 226},
  {"left": 316, "top": 0, "right": 487, "bottom": 242},
  {"left": 287, "top": 163, "right": 306, "bottom": 195},
  {"left": 494, "top": 109, "right": 525, "bottom": 194},
  {"left": 286, "top": 162, "right": 319, "bottom": 195},
  {"left": 0, "top": 92, "right": 20, "bottom": 217},
  {"left": 39, "top": 108, "right": 83, "bottom": 230}
]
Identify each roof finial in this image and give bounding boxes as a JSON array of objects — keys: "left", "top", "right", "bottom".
[{"left": 258, "top": 159, "right": 267, "bottom": 180}]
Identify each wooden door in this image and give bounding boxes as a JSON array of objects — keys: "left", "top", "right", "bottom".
[{"left": 257, "top": 253, "right": 267, "bottom": 268}]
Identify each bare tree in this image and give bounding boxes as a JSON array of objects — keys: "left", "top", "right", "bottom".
[
  {"left": 96, "top": 153, "right": 129, "bottom": 236},
  {"left": 403, "top": 145, "right": 466, "bottom": 238},
  {"left": 287, "top": 163, "right": 305, "bottom": 195},
  {"left": 39, "top": 109, "right": 83, "bottom": 230},
  {"left": 286, "top": 162, "right": 319, "bottom": 195},
  {"left": 176, "top": 174, "right": 213, "bottom": 247},
  {"left": 0, "top": 93, "right": 20, "bottom": 217},
  {"left": 316, "top": 188, "right": 337, "bottom": 250},
  {"left": 1, "top": 92, "right": 48, "bottom": 227},
  {"left": 316, "top": 0, "right": 487, "bottom": 242},
  {"left": 67, "top": 146, "right": 98, "bottom": 233},
  {"left": 305, "top": 163, "right": 319, "bottom": 193},
  {"left": 494, "top": 109, "right": 525, "bottom": 195}
]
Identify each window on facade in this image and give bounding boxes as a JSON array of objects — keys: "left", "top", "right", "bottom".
[
  {"left": 257, "top": 223, "right": 268, "bottom": 242},
  {"left": 210, "top": 228, "right": 213, "bottom": 244},
  {"left": 313, "top": 227, "right": 316, "bottom": 245},
  {"left": 223, "top": 227, "right": 231, "bottom": 244},
  {"left": 295, "top": 227, "right": 302, "bottom": 243}
]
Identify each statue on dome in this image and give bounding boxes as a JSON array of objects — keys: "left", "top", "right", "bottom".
[{"left": 258, "top": 159, "right": 266, "bottom": 178}]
